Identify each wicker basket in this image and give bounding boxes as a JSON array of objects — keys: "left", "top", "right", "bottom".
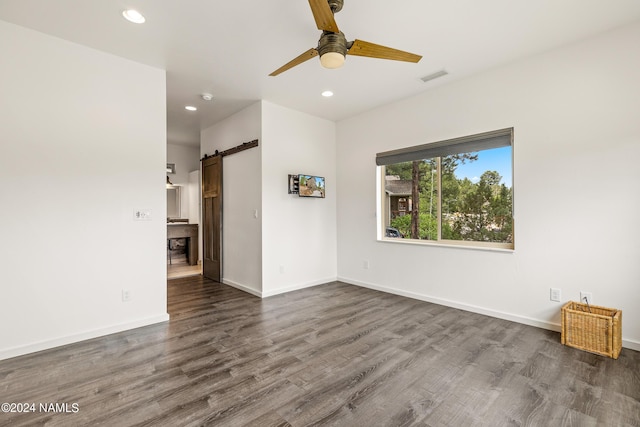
[{"left": 561, "top": 301, "right": 622, "bottom": 359}]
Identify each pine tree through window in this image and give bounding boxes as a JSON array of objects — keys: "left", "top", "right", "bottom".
[{"left": 378, "top": 128, "right": 514, "bottom": 249}]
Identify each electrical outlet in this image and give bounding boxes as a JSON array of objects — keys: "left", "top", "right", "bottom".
[
  {"left": 550, "top": 288, "right": 561, "bottom": 302},
  {"left": 122, "top": 289, "right": 132, "bottom": 302},
  {"left": 580, "top": 291, "right": 593, "bottom": 305},
  {"left": 363, "top": 260, "right": 370, "bottom": 270},
  {"left": 279, "top": 265, "right": 285, "bottom": 274}
]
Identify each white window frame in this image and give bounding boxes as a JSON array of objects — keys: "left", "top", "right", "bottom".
[{"left": 377, "top": 128, "right": 514, "bottom": 251}]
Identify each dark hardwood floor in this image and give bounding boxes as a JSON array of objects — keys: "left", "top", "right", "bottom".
[{"left": 1, "top": 277, "right": 639, "bottom": 426}]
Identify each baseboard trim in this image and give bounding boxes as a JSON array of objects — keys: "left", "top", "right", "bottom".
[
  {"left": 222, "top": 277, "right": 339, "bottom": 299},
  {"left": 338, "top": 276, "right": 640, "bottom": 352},
  {"left": 623, "top": 338, "right": 640, "bottom": 352},
  {"left": 0, "top": 313, "right": 170, "bottom": 361},
  {"left": 261, "top": 277, "right": 338, "bottom": 298},
  {"left": 222, "top": 279, "right": 262, "bottom": 297}
]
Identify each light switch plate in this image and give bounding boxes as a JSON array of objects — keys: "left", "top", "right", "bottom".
[{"left": 133, "top": 209, "right": 152, "bottom": 221}]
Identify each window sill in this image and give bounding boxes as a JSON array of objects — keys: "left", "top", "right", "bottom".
[{"left": 378, "top": 237, "right": 514, "bottom": 253}]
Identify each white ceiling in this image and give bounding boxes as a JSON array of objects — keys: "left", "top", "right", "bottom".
[{"left": 2, "top": 1, "right": 640, "bottom": 148}]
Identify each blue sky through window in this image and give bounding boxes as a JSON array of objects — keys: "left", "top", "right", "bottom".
[{"left": 453, "top": 146, "right": 512, "bottom": 187}]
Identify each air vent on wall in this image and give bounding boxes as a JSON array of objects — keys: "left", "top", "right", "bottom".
[{"left": 420, "top": 69, "right": 448, "bottom": 83}]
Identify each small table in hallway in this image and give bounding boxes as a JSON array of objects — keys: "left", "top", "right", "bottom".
[{"left": 167, "top": 223, "right": 198, "bottom": 266}]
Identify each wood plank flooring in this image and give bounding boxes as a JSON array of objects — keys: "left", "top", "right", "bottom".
[
  {"left": 1, "top": 277, "right": 639, "bottom": 426},
  {"left": 168, "top": 252, "right": 202, "bottom": 280},
  {"left": 168, "top": 258, "right": 202, "bottom": 279}
]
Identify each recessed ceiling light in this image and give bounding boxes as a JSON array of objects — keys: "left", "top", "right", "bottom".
[
  {"left": 185, "top": 106, "right": 197, "bottom": 111},
  {"left": 122, "top": 9, "right": 146, "bottom": 24},
  {"left": 201, "top": 93, "right": 214, "bottom": 101},
  {"left": 321, "top": 90, "right": 334, "bottom": 97}
]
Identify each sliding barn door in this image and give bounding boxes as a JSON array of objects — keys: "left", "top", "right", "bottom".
[{"left": 202, "top": 155, "right": 222, "bottom": 281}]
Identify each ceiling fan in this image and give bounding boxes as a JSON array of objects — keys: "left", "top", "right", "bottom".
[{"left": 269, "top": 0, "right": 422, "bottom": 76}]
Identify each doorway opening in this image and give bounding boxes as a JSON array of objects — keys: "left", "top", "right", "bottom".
[{"left": 167, "top": 238, "right": 201, "bottom": 279}]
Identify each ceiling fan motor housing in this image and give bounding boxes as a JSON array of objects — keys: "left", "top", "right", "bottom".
[
  {"left": 318, "top": 30, "right": 347, "bottom": 57},
  {"left": 328, "top": 0, "right": 344, "bottom": 13}
]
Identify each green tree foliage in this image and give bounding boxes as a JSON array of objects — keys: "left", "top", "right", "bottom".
[
  {"left": 411, "top": 161, "right": 420, "bottom": 239},
  {"left": 390, "top": 212, "right": 437, "bottom": 240},
  {"left": 386, "top": 152, "right": 512, "bottom": 243},
  {"left": 447, "top": 170, "right": 513, "bottom": 242}
]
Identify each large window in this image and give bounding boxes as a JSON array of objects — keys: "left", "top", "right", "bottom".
[{"left": 378, "top": 128, "right": 514, "bottom": 249}]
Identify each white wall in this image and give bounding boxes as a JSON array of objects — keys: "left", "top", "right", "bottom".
[
  {"left": 167, "top": 143, "right": 200, "bottom": 220},
  {"left": 201, "top": 102, "right": 263, "bottom": 295},
  {"left": 336, "top": 22, "right": 640, "bottom": 350},
  {"left": 188, "top": 170, "right": 201, "bottom": 221},
  {"left": 199, "top": 101, "right": 337, "bottom": 297},
  {"left": 261, "top": 102, "right": 337, "bottom": 296},
  {"left": 0, "top": 21, "right": 169, "bottom": 360}
]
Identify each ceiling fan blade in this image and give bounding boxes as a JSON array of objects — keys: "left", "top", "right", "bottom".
[
  {"left": 269, "top": 48, "right": 319, "bottom": 76},
  {"left": 347, "top": 39, "right": 422, "bottom": 63},
  {"left": 308, "top": 0, "right": 339, "bottom": 33}
]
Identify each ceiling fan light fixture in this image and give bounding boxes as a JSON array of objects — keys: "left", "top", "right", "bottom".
[
  {"left": 318, "top": 31, "right": 347, "bottom": 70},
  {"left": 320, "top": 52, "right": 345, "bottom": 69}
]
